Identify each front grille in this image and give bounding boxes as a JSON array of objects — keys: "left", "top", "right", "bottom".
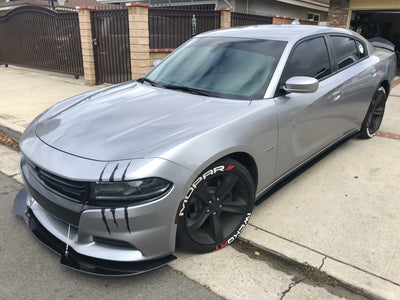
[{"left": 27, "top": 161, "right": 89, "bottom": 202}]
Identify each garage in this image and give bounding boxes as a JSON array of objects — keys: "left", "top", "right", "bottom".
[
  {"left": 346, "top": 0, "right": 400, "bottom": 69},
  {"left": 349, "top": 10, "right": 400, "bottom": 51}
]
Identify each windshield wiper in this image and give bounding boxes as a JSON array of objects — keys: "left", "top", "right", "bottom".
[
  {"left": 136, "top": 77, "right": 164, "bottom": 88},
  {"left": 163, "top": 84, "right": 212, "bottom": 96}
]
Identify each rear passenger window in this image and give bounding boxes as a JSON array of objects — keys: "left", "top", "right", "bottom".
[
  {"left": 330, "top": 36, "right": 364, "bottom": 69},
  {"left": 282, "top": 37, "right": 331, "bottom": 84}
]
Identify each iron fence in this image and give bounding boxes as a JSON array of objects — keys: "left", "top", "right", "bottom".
[
  {"left": 0, "top": 6, "right": 83, "bottom": 76},
  {"left": 91, "top": 9, "right": 131, "bottom": 84},
  {"left": 231, "top": 12, "right": 272, "bottom": 27},
  {"left": 149, "top": 7, "right": 221, "bottom": 49}
]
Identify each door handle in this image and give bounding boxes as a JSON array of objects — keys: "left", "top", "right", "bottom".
[
  {"left": 370, "top": 70, "right": 377, "bottom": 77},
  {"left": 332, "top": 90, "right": 341, "bottom": 102}
]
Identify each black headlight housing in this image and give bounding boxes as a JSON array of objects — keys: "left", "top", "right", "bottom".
[{"left": 89, "top": 177, "right": 172, "bottom": 206}]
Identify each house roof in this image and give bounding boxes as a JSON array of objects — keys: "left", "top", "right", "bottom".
[{"left": 0, "top": 0, "right": 119, "bottom": 10}]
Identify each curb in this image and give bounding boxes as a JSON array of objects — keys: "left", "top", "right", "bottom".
[
  {"left": 0, "top": 121, "right": 22, "bottom": 143},
  {"left": 240, "top": 224, "right": 400, "bottom": 300}
]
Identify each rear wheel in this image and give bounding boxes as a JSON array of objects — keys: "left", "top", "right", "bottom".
[
  {"left": 177, "top": 159, "right": 255, "bottom": 252},
  {"left": 360, "top": 87, "right": 386, "bottom": 139}
]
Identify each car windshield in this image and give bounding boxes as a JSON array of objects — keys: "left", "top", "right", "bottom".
[{"left": 145, "top": 37, "right": 287, "bottom": 100}]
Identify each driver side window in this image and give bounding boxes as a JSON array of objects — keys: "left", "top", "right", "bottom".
[{"left": 281, "top": 37, "right": 332, "bottom": 85}]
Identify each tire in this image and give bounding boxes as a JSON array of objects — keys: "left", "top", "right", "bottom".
[
  {"left": 360, "top": 86, "right": 387, "bottom": 139},
  {"left": 177, "top": 158, "right": 255, "bottom": 252}
]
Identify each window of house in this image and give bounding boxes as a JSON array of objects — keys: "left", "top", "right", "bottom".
[
  {"left": 307, "top": 12, "right": 320, "bottom": 22},
  {"left": 281, "top": 37, "right": 331, "bottom": 85},
  {"left": 330, "top": 36, "right": 364, "bottom": 69}
]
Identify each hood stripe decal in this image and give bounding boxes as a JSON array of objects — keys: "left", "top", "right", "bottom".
[
  {"left": 109, "top": 164, "right": 119, "bottom": 182},
  {"left": 122, "top": 162, "right": 131, "bottom": 181}
]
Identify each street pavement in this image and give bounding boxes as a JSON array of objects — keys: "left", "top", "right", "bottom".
[{"left": 1, "top": 65, "right": 400, "bottom": 299}]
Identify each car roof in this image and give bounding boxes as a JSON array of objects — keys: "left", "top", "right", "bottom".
[{"left": 199, "top": 25, "right": 357, "bottom": 42}]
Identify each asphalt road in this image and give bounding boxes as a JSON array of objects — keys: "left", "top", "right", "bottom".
[{"left": 0, "top": 171, "right": 223, "bottom": 300}]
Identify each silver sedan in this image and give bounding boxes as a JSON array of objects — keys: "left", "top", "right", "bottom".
[{"left": 14, "top": 25, "right": 396, "bottom": 275}]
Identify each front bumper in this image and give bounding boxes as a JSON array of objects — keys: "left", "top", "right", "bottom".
[{"left": 13, "top": 188, "right": 176, "bottom": 276}]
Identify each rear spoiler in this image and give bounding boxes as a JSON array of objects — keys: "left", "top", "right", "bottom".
[{"left": 368, "top": 37, "right": 395, "bottom": 52}]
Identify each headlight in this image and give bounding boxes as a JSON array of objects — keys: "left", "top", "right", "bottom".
[{"left": 90, "top": 178, "right": 172, "bottom": 204}]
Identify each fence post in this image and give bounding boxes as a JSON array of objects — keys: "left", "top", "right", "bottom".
[
  {"left": 217, "top": 8, "right": 232, "bottom": 29},
  {"left": 77, "top": 6, "right": 96, "bottom": 86},
  {"left": 127, "top": 2, "right": 151, "bottom": 80}
]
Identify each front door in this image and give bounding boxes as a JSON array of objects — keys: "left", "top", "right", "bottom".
[{"left": 274, "top": 36, "right": 343, "bottom": 177}]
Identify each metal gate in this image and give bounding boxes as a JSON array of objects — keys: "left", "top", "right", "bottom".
[
  {"left": 231, "top": 12, "right": 272, "bottom": 27},
  {"left": 91, "top": 9, "right": 131, "bottom": 84},
  {"left": 0, "top": 6, "right": 83, "bottom": 76},
  {"left": 149, "top": 8, "right": 220, "bottom": 49}
]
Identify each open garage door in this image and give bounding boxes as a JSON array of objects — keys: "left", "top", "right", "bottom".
[{"left": 350, "top": 10, "right": 400, "bottom": 68}]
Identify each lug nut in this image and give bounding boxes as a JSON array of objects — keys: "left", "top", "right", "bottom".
[
  {"left": 213, "top": 212, "right": 217, "bottom": 215},
  {"left": 219, "top": 205, "right": 222, "bottom": 208},
  {"left": 216, "top": 197, "right": 220, "bottom": 201},
  {"left": 207, "top": 209, "right": 210, "bottom": 213},
  {"left": 209, "top": 200, "right": 212, "bottom": 204}
]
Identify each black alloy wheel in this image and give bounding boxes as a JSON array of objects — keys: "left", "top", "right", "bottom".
[
  {"left": 177, "top": 159, "right": 255, "bottom": 252},
  {"left": 360, "top": 87, "right": 387, "bottom": 139}
]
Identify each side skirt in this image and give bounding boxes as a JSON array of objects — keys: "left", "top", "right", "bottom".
[{"left": 255, "top": 129, "right": 360, "bottom": 201}]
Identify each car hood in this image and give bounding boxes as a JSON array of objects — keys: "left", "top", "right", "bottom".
[{"left": 36, "top": 82, "right": 250, "bottom": 161}]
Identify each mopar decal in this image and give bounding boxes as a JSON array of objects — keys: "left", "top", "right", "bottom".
[
  {"left": 179, "top": 165, "right": 226, "bottom": 217},
  {"left": 215, "top": 212, "right": 251, "bottom": 250}
]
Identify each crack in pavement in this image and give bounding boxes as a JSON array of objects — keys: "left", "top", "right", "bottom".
[
  {"left": 319, "top": 256, "right": 327, "bottom": 270},
  {"left": 280, "top": 255, "right": 328, "bottom": 299},
  {"left": 280, "top": 277, "right": 305, "bottom": 300}
]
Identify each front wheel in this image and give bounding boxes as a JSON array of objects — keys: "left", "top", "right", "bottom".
[
  {"left": 360, "top": 87, "right": 387, "bottom": 139},
  {"left": 177, "top": 159, "right": 255, "bottom": 252}
]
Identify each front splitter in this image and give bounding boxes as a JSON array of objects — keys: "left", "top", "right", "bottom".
[{"left": 13, "top": 188, "right": 176, "bottom": 276}]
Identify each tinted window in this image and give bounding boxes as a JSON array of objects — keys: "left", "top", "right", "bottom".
[
  {"left": 331, "top": 36, "right": 360, "bottom": 69},
  {"left": 282, "top": 37, "right": 331, "bottom": 83}
]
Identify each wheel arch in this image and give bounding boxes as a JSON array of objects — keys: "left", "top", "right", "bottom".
[
  {"left": 221, "top": 152, "right": 258, "bottom": 191},
  {"left": 380, "top": 79, "right": 390, "bottom": 97}
]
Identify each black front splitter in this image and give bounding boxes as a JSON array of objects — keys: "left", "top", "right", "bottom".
[{"left": 13, "top": 188, "right": 176, "bottom": 276}]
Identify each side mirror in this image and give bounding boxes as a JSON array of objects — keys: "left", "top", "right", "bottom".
[
  {"left": 283, "top": 76, "right": 319, "bottom": 93},
  {"left": 152, "top": 60, "right": 161, "bottom": 67}
]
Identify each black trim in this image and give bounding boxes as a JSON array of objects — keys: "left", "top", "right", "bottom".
[
  {"left": 21, "top": 156, "right": 83, "bottom": 226},
  {"left": 13, "top": 190, "right": 176, "bottom": 276}
]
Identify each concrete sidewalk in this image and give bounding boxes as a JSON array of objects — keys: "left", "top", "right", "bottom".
[{"left": 1, "top": 65, "right": 400, "bottom": 299}]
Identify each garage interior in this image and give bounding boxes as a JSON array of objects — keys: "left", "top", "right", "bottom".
[{"left": 350, "top": 10, "right": 400, "bottom": 71}]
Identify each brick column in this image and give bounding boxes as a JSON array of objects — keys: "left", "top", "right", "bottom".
[
  {"left": 217, "top": 8, "right": 232, "bottom": 29},
  {"left": 77, "top": 6, "right": 96, "bottom": 86},
  {"left": 327, "top": 0, "right": 350, "bottom": 28},
  {"left": 127, "top": 2, "right": 151, "bottom": 80}
]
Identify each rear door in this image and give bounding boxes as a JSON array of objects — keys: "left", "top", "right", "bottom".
[
  {"left": 274, "top": 35, "right": 344, "bottom": 176},
  {"left": 327, "top": 35, "right": 377, "bottom": 133}
]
